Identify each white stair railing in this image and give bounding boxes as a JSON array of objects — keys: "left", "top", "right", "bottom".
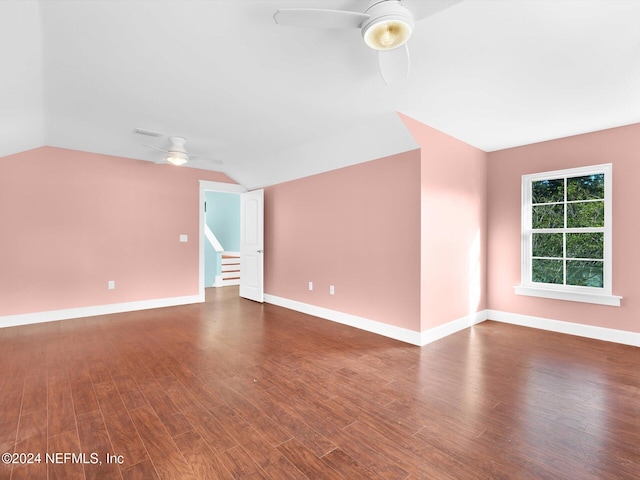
[
  {"left": 204, "top": 224, "right": 223, "bottom": 252},
  {"left": 205, "top": 224, "right": 224, "bottom": 287}
]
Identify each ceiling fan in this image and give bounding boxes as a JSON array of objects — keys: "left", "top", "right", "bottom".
[
  {"left": 140, "top": 133, "right": 223, "bottom": 167},
  {"left": 273, "top": 0, "right": 461, "bottom": 84}
]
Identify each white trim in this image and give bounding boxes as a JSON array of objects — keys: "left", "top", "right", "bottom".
[
  {"left": 420, "top": 310, "right": 488, "bottom": 346},
  {"left": 199, "top": 180, "right": 247, "bottom": 194},
  {"left": 264, "top": 294, "right": 423, "bottom": 345},
  {"left": 487, "top": 309, "right": 640, "bottom": 347},
  {"left": 514, "top": 285, "right": 621, "bottom": 306},
  {"left": 264, "top": 294, "right": 488, "bottom": 346},
  {"left": 199, "top": 180, "right": 247, "bottom": 299},
  {"left": 0, "top": 295, "right": 201, "bottom": 329},
  {"left": 519, "top": 163, "right": 614, "bottom": 301}
]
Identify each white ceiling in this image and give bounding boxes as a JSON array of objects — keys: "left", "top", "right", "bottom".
[{"left": 3, "top": 0, "right": 640, "bottom": 189}]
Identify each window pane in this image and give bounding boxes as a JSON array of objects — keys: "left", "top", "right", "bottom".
[
  {"left": 532, "top": 179, "right": 564, "bottom": 204},
  {"left": 567, "top": 174, "right": 604, "bottom": 201},
  {"left": 532, "top": 233, "right": 563, "bottom": 258},
  {"left": 532, "top": 204, "right": 564, "bottom": 229},
  {"left": 567, "top": 201, "right": 604, "bottom": 228},
  {"left": 566, "top": 260, "right": 603, "bottom": 287},
  {"left": 566, "top": 233, "right": 604, "bottom": 259},
  {"left": 532, "top": 259, "right": 563, "bottom": 284}
]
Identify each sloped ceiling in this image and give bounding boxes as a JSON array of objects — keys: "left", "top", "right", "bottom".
[
  {"left": 1, "top": 1, "right": 45, "bottom": 155},
  {"left": 3, "top": 1, "right": 640, "bottom": 189}
]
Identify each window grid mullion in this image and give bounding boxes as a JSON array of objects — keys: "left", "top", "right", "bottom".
[
  {"left": 563, "top": 177, "right": 567, "bottom": 286},
  {"left": 532, "top": 198, "right": 603, "bottom": 207}
]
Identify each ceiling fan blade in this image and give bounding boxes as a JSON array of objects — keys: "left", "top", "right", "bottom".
[
  {"left": 403, "top": 0, "right": 463, "bottom": 21},
  {"left": 273, "top": 8, "right": 369, "bottom": 29},
  {"left": 378, "top": 44, "right": 410, "bottom": 85},
  {"left": 190, "top": 154, "right": 223, "bottom": 165},
  {"left": 143, "top": 143, "right": 169, "bottom": 153}
]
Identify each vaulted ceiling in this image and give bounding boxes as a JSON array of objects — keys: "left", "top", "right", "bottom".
[{"left": 3, "top": 1, "right": 640, "bottom": 189}]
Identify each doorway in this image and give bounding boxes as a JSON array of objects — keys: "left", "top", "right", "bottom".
[
  {"left": 198, "top": 181, "right": 264, "bottom": 303},
  {"left": 199, "top": 181, "right": 246, "bottom": 300},
  {"left": 204, "top": 190, "right": 241, "bottom": 288}
]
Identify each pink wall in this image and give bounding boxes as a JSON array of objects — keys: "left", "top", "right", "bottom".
[
  {"left": 0, "top": 146, "right": 236, "bottom": 316},
  {"left": 264, "top": 150, "right": 422, "bottom": 331},
  {"left": 400, "top": 115, "right": 488, "bottom": 331},
  {"left": 487, "top": 123, "right": 640, "bottom": 333}
]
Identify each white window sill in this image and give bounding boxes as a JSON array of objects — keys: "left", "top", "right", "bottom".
[{"left": 514, "top": 286, "right": 622, "bottom": 306}]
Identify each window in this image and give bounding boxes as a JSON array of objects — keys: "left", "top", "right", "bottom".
[{"left": 515, "top": 164, "right": 621, "bottom": 306}]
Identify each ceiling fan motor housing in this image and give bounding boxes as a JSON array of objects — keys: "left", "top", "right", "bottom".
[
  {"left": 361, "top": 0, "right": 414, "bottom": 50},
  {"left": 166, "top": 137, "right": 189, "bottom": 165},
  {"left": 168, "top": 136, "right": 187, "bottom": 152}
]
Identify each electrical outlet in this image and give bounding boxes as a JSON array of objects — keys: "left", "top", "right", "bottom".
[
  {"left": 179, "top": 234, "right": 188, "bottom": 243},
  {"left": 108, "top": 280, "right": 115, "bottom": 290},
  {"left": 329, "top": 285, "right": 335, "bottom": 295},
  {"left": 308, "top": 281, "right": 313, "bottom": 291}
]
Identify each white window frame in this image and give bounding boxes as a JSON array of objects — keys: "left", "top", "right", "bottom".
[{"left": 515, "top": 163, "right": 621, "bottom": 306}]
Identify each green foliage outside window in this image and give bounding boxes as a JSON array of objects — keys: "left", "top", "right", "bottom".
[
  {"left": 532, "top": 178, "right": 564, "bottom": 203},
  {"left": 566, "top": 232, "right": 603, "bottom": 259},
  {"left": 567, "top": 174, "right": 604, "bottom": 201},
  {"left": 567, "top": 260, "right": 603, "bottom": 287},
  {"left": 532, "top": 233, "right": 563, "bottom": 257},
  {"left": 530, "top": 174, "right": 605, "bottom": 288},
  {"left": 532, "top": 259, "right": 563, "bottom": 284},
  {"left": 532, "top": 204, "right": 564, "bottom": 228},
  {"left": 567, "top": 202, "right": 603, "bottom": 228}
]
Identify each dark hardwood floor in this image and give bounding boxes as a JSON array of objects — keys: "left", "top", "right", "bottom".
[{"left": 1, "top": 286, "right": 639, "bottom": 479}]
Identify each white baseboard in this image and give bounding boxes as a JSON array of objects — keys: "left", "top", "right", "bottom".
[
  {"left": 265, "top": 294, "right": 423, "bottom": 345},
  {"left": 263, "top": 296, "right": 640, "bottom": 348},
  {"left": 5, "top": 293, "right": 636, "bottom": 350},
  {"left": 420, "top": 310, "right": 488, "bottom": 346},
  {"left": 264, "top": 294, "right": 488, "bottom": 346},
  {"left": 487, "top": 309, "right": 640, "bottom": 347},
  {"left": 0, "top": 294, "right": 203, "bottom": 329}
]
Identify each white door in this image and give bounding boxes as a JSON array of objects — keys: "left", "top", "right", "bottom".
[{"left": 239, "top": 189, "right": 264, "bottom": 302}]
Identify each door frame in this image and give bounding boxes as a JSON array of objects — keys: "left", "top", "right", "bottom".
[{"left": 198, "top": 180, "right": 247, "bottom": 300}]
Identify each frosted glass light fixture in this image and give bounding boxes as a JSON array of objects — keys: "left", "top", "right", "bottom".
[
  {"left": 166, "top": 151, "right": 188, "bottom": 165},
  {"left": 361, "top": 1, "right": 414, "bottom": 51},
  {"left": 363, "top": 18, "right": 412, "bottom": 50}
]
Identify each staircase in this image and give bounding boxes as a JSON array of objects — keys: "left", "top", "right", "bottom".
[{"left": 219, "top": 252, "right": 241, "bottom": 287}]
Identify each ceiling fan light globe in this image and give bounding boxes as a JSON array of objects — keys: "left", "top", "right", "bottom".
[
  {"left": 166, "top": 152, "right": 188, "bottom": 165},
  {"left": 363, "top": 18, "right": 412, "bottom": 50}
]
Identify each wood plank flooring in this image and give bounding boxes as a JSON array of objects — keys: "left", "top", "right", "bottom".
[{"left": 1, "top": 286, "right": 639, "bottom": 479}]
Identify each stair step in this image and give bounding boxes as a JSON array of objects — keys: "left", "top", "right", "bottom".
[{"left": 218, "top": 253, "right": 240, "bottom": 286}]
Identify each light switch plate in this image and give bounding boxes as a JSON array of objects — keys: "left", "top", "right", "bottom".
[{"left": 179, "top": 234, "right": 188, "bottom": 243}]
